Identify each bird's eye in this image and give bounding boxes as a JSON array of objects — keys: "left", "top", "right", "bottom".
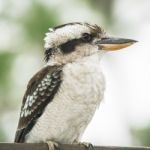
[{"left": 82, "top": 33, "right": 92, "bottom": 42}]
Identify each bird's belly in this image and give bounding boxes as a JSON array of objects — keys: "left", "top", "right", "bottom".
[{"left": 26, "top": 61, "right": 105, "bottom": 144}]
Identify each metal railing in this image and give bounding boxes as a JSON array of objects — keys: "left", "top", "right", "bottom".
[{"left": 0, "top": 143, "right": 150, "bottom": 150}]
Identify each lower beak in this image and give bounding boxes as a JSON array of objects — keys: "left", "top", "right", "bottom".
[{"left": 95, "top": 37, "right": 137, "bottom": 51}]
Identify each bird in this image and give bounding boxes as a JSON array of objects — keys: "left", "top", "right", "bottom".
[{"left": 14, "top": 22, "right": 136, "bottom": 148}]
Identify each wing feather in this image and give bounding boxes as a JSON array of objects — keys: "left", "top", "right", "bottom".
[{"left": 14, "top": 65, "right": 63, "bottom": 142}]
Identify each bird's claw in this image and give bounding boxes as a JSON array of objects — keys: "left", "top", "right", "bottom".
[
  {"left": 46, "top": 141, "right": 60, "bottom": 150},
  {"left": 79, "top": 142, "right": 95, "bottom": 150}
]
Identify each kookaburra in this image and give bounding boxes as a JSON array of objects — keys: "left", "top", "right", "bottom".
[{"left": 14, "top": 22, "right": 136, "bottom": 145}]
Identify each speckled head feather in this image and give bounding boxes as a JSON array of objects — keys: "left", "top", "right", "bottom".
[{"left": 44, "top": 22, "right": 106, "bottom": 63}]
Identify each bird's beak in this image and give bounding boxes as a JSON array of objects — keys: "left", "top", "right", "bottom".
[{"left": 95, "top": 37, "right": 137, "bottom": 51}]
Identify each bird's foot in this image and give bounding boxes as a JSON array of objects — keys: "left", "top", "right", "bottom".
[
  {"left": 46, "top": 141, "right": 60, "bottom": 150},
  {"left": 78, "top": 142, "right": 95, "bottom": 150}
]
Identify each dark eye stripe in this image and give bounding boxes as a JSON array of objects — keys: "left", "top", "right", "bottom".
[
  {"left": 45, "top": 33, "right": 95, "bottom": 61},
  {"left": 59, "top": 39, "right": 82, "bottom": 54},
  {"left": 59, "top": 33, "right": 94, "bottom": 54}
]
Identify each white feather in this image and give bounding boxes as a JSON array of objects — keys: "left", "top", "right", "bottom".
[
  {"left": 44, "top": 23, "right": 91, "bottom": 49},
  {"left": 25, "top": 53, "right": 105, "bottom": 144}
]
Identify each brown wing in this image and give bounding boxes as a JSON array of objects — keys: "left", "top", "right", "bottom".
[{"left": 14, "top": 65, "right": 63, "bottom": 143}]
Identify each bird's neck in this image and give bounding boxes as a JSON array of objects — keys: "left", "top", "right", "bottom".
[
  {"left": 45, "top": 51, "right": 106, "bottom": 67},
  {"left": 75, "top": 50, "right": 106, "bottom": 64}
]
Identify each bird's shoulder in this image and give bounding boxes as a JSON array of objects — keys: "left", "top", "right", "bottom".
[{"left": 22, "top": 65, "right": 62, "bottom": 105}]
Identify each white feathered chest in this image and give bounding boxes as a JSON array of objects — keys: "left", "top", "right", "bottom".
[{"left": 26, "top": 54, "right": 105, "bottom": 144}]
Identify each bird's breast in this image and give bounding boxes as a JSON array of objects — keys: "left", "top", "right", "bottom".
[
  {"left": 26, "top": 55, "right": 105, "bottom": 143},
  {"left": 62, "top": 60, "right": 105, "bottom": 106}
]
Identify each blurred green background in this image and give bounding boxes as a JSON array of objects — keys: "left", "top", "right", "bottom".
[{"left": 0, "top": 0, "right": 150, "bottom": 146}]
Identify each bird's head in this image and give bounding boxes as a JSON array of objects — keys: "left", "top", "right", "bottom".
[{"left": 44, "top": 22, "right": 136, "bottom": 64}]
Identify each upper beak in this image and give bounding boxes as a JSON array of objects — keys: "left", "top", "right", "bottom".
[{"left": 95, "top": 37, "right": 137, "bottom": 51}]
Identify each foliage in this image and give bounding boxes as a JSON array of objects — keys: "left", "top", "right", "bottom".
[
  {"left": 0, "top": 52, "right": 15, "bottom": 89},
  {"left": 0, "top": 52, "right": 16, "bottom": 112},
  {"left": 131, "top": 126, "right": 150, "bottom": 146},
  {"left": 20, "top": 1, "right": 59, "bottom": 47}
]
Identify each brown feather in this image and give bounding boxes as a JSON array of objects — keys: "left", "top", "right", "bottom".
[{"left": 14, "top": 65, "right": 63, "bottom": 143}]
